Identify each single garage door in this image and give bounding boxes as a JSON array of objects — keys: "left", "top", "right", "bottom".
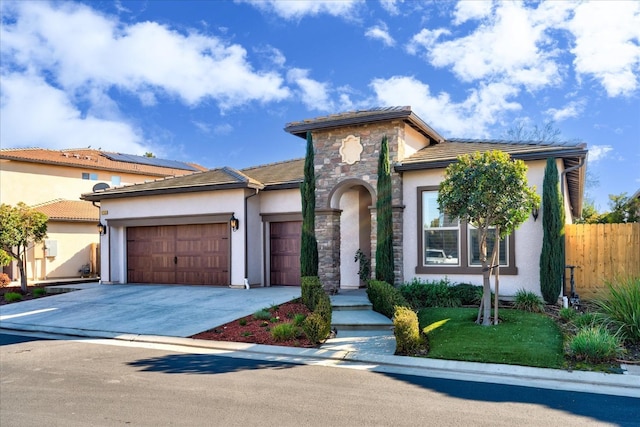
[
  {"left": 270, "top": 221, "right": 302, "bottom": 286},
  {"left": 127, "top": 224, "right": 229, "bottom": 285}
]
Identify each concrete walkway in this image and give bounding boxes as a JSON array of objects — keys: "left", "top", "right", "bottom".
[{"left": 1, "top": 283, "right": 638, "bottom": 398}]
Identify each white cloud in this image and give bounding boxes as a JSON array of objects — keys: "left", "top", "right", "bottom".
[
  {"left": 370, "top": 76, "right": 521, "bottom": 138},
  {"left": 545, "top": 99, "right": 586, "bottom": 122},
  {"left": 0, "top": 1, "right": 291, "bottom": 109},
  {"left": 238, "top": 0, "right": 363, "bottom": 20},
  {"left": 415, "top": 2, "right": 562, "bottom": 90},
  {"left": 287, "top": 68, "right": 333, "bottom": 112},
  {"left": 365, "top": 22, "right": 395, "bottom": 47},
  {"left": 380, "top": 0, "right": 402, "bottom": 16},
  {"left": 588, "top": 145, "right": 613, "bottom": 162},
  {"left": 0, "top": 73, "right": 149, "bottom": 153},
  {"left": 406, "top": 28, "right": 450, "bottom": 56},
  {"left": 452, "top": 0, "right": 494, "bottom": 25},
  {"left": 565, "top": 1, "right": 640, "bottom": 97}
]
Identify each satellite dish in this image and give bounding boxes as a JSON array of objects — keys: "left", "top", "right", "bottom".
[{"left": 92, "top": 182, "right": 110, "bottom": 192}]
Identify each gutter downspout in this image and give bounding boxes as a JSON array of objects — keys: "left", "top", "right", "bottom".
[{"left": 244, "top": 188, "right": 260, "bottom": 289}]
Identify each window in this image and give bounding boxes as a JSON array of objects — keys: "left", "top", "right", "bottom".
[
  {"left": 422, "top": 191, "right": 459, "bottom": 266},
  {"left": 111, "top": 175, "right": 121, "bottom": 186},
  {"left": 416, "top": 187, "right": 517, "bottom": 275},
  {"left": 468, "top": 226, "right": 507, "bottom": 266},
  {"left": 82, "top": 172, "right": 98, "bottom": 180}
]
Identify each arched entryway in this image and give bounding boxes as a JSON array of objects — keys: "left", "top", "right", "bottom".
[{"left": 328, "top": 179, "right": 375, "bottom": 290}]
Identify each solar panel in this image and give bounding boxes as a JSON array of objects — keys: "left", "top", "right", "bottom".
[{"left": 102, "top": 153, "right": 199, "bottom": 171}]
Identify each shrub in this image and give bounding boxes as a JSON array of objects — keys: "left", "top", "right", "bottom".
[
  {"left": 271, "top": 323, "right": 300, "bottom": 341},
  {"left": 315, "top": 292, "right": 332, "bottom": 325},
  {"left": 449, "top": 283, "right": 483, "bottom": 305},
  {"left": 367, "top": 280, "right": 408, "bottom": 318},
  {"left": 302, "top": 312, "right": 331, "bottom": 344},
  {"left": 559, "top": 307, "right": 578, "bottom": 322},
  {"left": 593, "top": 276, "right": 640, "bottom": 344},
  {"left": 399, "top": 278, "right": 460, "bottom": 309},
  {"left": 253, "top": 309, "right": 271, "bottom": 321},
  {"left": 33, "top": 288, "right": 46, "bottom": 297},
  {"left": 4, "top": 292, "right": 22, "bottom": 302},
  {"left": 393, "top": 306, "right": 423, "bottom": 355},
  {"left": 513, "top": 289, "right": 545, "bottom": 313},
  {"left": 301, "top": 276, "right": 324, "bottom": 311},
  {"left": 574, "top": 312, "right": 601, "bottom": 329},
  {"left": 569, "top": 325, "right": 622, "bottom": 363},
  {"left": 292, "top": 313, "right": 306, "bottom": 327},
  {"left": 0, "top": 273, "right": 11, "bottom": 287},
  {"left": 238, "top": 318, "right": 247, "bottom": 326}
]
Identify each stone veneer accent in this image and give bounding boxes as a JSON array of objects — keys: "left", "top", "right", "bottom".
[{"left": 311, "top": 120, "right": 406, "bottom": 288}]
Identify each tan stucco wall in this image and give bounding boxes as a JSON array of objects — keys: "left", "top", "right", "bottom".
[
  {"left": 0, "top": 160, "right": 166, "bottom": 205},
  {"left": 26, "top": 221, "right": 99, "bottom": 280},
  {"left": 401, "top": 160, "right": 547, "bottom": 297}
]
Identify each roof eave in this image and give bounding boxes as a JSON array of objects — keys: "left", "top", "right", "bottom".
[
  {"left": 285, "top": 109, "right": 445, "bottom": 143},
  {"left": 81, "top": 181, "right": 262, "bottom": 201}
]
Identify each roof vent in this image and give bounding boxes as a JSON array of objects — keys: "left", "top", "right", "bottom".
[
  {"left": 62, "top": 153, "right": 69, "bottom": 157},
  {"left": 73, "top": 154, "right": 80, "bottom": 158}
]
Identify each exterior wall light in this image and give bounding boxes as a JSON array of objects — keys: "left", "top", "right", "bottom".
[
  {"left": 97, "top": 221, "right": 107, "bottom": 235},
  {"left": 230, "top": 214, "right": 239, "bottom": 232},
  {"left": 532, "top": 206, "right": 539, "bottom": 222}
]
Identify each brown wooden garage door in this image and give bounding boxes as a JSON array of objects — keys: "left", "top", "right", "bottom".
[
  {"left": 270, "top": 221, "right": 301, "bottom": 286},
  {"left": 127, "top": 224, "right": 229, "bottom": 285}
]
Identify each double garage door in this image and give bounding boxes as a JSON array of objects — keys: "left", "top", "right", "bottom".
[{"left": 127, "top": 224, "right": 229, "bottom": 285}]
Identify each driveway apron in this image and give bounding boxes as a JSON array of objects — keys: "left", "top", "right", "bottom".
[{"left": 0, "top": 284, "right": 301, "bottom": 338}]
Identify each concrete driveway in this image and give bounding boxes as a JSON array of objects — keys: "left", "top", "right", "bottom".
[{"left": 0, "top": 284, "right": 301, "bottom": 338}]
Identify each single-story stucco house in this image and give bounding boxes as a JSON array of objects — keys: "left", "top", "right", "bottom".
[{"left": 81, "top": 107, "right": 588, "bottom": 297}]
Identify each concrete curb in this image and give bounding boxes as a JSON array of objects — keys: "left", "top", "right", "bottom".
[{"left": 2, "top": 324, "right": 638, "bottom": 398}]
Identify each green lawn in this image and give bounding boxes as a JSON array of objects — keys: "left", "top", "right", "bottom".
[{"left": 418, "top": 307, "right": 565, "bottom": 368}]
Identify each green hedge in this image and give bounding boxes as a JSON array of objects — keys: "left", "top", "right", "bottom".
[
  {"left": 393, "top": 305, "right": 423, "bottom": 355},
  {"left": 367, "top": 280, "right": 408, "bottom": 318},
  {"left": 301, "top": 276, "right": 324, "bottom": 311},
  {"left": 300, "top": 276, "right": 333, "bottom": 343}
]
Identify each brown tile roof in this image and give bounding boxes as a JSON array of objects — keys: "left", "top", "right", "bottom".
[
  {"left": 0, "top": 148, "right": 207, "bottom": 177},
  {"left": 399, "top": 138, "right": 587, "bottom": 166},
  {"left": 241, "top": 158, "right": 304, "bottom": 187},
  {"left": 284, "top": 106, "right": 445, "bottom": 143},
  {"left": 81, "top": 158, "right": 305, "bottom": 201},
  {"left": 32, "top": 199, "right": 99, "bottom": 222}
]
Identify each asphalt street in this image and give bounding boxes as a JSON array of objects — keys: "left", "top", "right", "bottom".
[{"left": 2, "top": 332, "right": 638, "bottom": 427}]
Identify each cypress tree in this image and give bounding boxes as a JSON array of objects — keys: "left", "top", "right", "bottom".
[
  {"left": 300, "top": 131, "right": 319, "bottom": 277},
  {"left": 375, "top": 135, "right": 395, "bottom": 284},
  {"left": 540, "top": 157, "right": 565, "bottom": 304}
]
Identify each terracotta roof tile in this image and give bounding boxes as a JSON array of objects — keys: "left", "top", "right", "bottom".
[
  {"left": 0, "top": 148, "right": 207, "bottom": 177},
  {"left": 32, "top": 199, "right": 99, "bottom": 222}
]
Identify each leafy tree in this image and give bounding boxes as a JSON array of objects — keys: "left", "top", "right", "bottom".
[
  {"left": 300, "top": 131, "right": 318, "bottom": 277},
  {"left": 600, "top": 193, "right": 639, "bottom": 223},
  {"left": 0, "top": 203, "right": 48, "bottom": 292},
  {"left": 375, "top": 135, "right": 395, "bottom": 284},
  {"left": 144, "top": 152, "right": 156, "bottom": 158},
  {"left": 438, "top": 151, "right": 540, "bottom": 326},
  {"left": 0, "top": 249, "right": 11, "bottom": 266},
  {"left": 540, "top": 158, "right": 565, "bottom": 304}
]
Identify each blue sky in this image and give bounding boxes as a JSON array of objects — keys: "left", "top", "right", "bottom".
[{"left": 1, "top": 1, "right": 638, "bottom": 211}]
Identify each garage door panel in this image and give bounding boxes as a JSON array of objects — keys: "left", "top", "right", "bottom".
[
  {"left": 128, "top": 224, "right": 229, "bottom": 285},
  {"left": 270, "top": 221, "right": 302, "bottom": 286}
]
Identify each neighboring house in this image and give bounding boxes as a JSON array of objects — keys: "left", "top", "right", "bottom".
[
  {"left": 82, "top": 107, "right": 588, "bottom": 297},
  {"left": 0, "top": 148, "right": 206, "bottom": 282}
]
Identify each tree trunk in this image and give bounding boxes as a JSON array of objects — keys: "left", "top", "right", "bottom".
[
  {"left": 492, "top": 228, "right": 501, "bottom": 326},
  {"left": 20, "top": 244, "right": 28, "bottom": 293},
  {"left": 478, "top": 225, "right": 492, "bottom": 326}
]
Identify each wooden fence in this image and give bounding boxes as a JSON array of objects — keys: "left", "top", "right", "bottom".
[{"left": 565, "top": 223, "right": 640, "bottom": 299}]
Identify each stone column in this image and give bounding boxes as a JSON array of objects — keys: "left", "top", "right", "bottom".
[{"left": 315, "top": 209, "right": 341, "bottom": 291}]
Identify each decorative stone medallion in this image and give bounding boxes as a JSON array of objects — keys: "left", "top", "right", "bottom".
[{"left": 339, "top": 135, "right": 363, "bottom": 165}]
